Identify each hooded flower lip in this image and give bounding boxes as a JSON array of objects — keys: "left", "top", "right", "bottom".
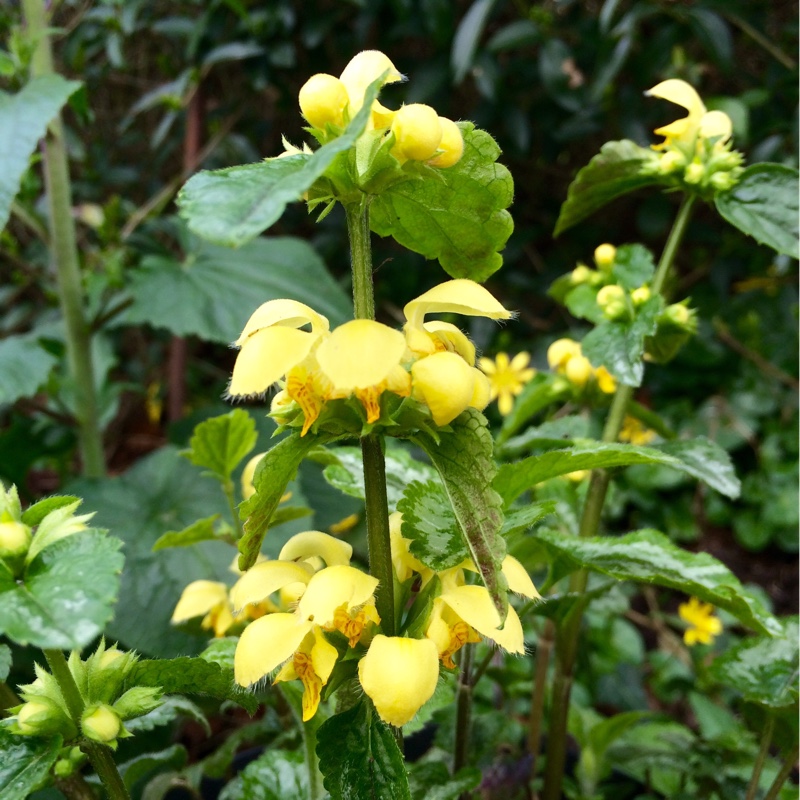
[
  {"left": 171, "top": 580, "right": 235, "bottom": 637},
  {"left": 358, "top": 635, "right": 439, "bottom": 727},
  {"left": 410, "top": 351, "right": 478, "bottom": 426},
  {"left": 338, "top": 50, "right": 405, "bottom": 122}
]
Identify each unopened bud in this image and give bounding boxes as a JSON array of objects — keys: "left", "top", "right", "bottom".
[
  {"left": 547, "top": 338, "right": 580, "bottom": 371},
  {"left": 0, "top": 520, "right": 31, "bottom": 558},
  {"left": 428, "top": 117, "right": 464, "bottom": 168},
  {"left": 709, "top": 171, "right": 737, "bottom": 191},
  {"left": 684, "top": 162, "right": 705, "bottom": 185},
  {"left": 596, "top": 285, "right": 628, "bottom": 320},
  {"left": 571, "top": 265, "right": 593, "bottom": 285},
  {"left": 241, "top": 452, "right": 266, "bottom": 502},
  {"left": 659, "top": 150, "right": 685, "bottom": 175},
  {"left": 594, "top": 244, "right": 616, "bottom": 271},
  {"left": 81, "top": 704, "right": 121, "bottom": 744},
  {"left": 664, "top": 303, "right": 695, "bottom": 330},
  {"left": 565, "top": 355, "right": 593, "bottom": 388},
  {"left": 299, "top": 73, "right": 349, "bottom": 129},
  {"left": 391, "top": 104, "right": 443, "bottom": 161},
  {"left": 631, "top": 286, "right": 651, "bottom": 306},
  {"left": 17, "top": 698, "right": 74, "bottom": 738}
]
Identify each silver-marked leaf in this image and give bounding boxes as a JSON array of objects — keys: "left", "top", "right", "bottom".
[
  {"left": 0, "top": 728, "right": 61, "bottom": 800},
  {"left": 219, "top": 749, "right": 308, "bottom": 800},
  {"left": 653, "top": 437, "right": 740, "bottom": 499}
]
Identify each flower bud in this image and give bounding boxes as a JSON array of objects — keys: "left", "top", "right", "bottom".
[
  {"left": 570, "top": 264, "right": 593, "bottom": 285},
  {"left": 113, "top": 686, "right": 163, "bottom": 720},
  {"left": 427, "top": 117, "right": 464, "bottom": 168},
  {"left": 594, "top": 244, "right": 616, "bottom": 271},
  {"left": 631, "top": 286, "right": 651, "bottom": 306},
  {"left": 391, "top": 104, "right": 443, "bottom": 162},
  {"left": 684, "top": 162, "right": 705, "bottom": 185},
  {"left": 299, "top": 73, "right": 349, "bottom": 129},
  {"left": 658, "top": 150, "right": 685, "bottom": 175},
  {"left": 709, "top": 170, "right": 737, "bottom": 191},
  {"left": 0, "top": 520, "right": 31, "bottom": 558},
  {"left": 565, "top": 355, "right": 593, "bottom": 388},
  {"left": 16, "top": 698, "right": 75, "bottom": 738},
  {"left": 596, "top": 284, "right": 628, "bottom": 320},
  {"left": 565, "top": 470, "right": 588, "bottom": 482},
  {"left": 547, "top": 338, "right": 580, "bottom": 371},
  {"left": 664, "top": 303, "right": 696, "bottom": 331},
  {"left": 81, "top": 704, "right": 121, "bottom": 744}
]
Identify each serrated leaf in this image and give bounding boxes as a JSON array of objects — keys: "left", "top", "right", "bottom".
[
  {"left": 535, "top": 528, "right": 780, "bottom": 635},
  {"left": 497, "top": 373, "right": 570, "bottom": 444},
  {"left": 182, "top": 409, "right": 257, "bottom": 483},
  {"left": 581, "top": 296, "right": 663, "bottom": 386},
  {"left": 499, "top": 415, "right": 591, "bottom": 458},
  {"left": 200, "top": 636, "right": 238, "bottom": 671},
  {"left": 0, "top": 643, "right": 10, "bottom": 681},
  {"left": 370, "top": 123, "right": 514, "bottom": 282},
  {"left": 653, "top": 437, "right": 740, "bottom": 499},
  {"left": 414, "top": 409, "right": 507, "bottom": 621},
  {"left": 398, "top": 480, "right": 469, "bottom": 571},
  {"left": 0, "top": 74, "right": 81, "bottom": 230},
  {"left": 125, "top": 696, "right": 209, "bottom": 734},
  {"left": 152, "top": 515, "right": 221, "bottom": 551},
  {"left": 715, "top": 164, "right": 800, "bottom": 258},
  {"left": 408, "top": 761, "right": 482, "bottom": 800},
  {"left": 0, "top": 728, "right": 61, "bottom": 800},
  {"left": 0, "top": 332, "right": 60, "bottom": 407},
  {"left": 612, "top": 244, "right": 656, "bottom": 289},
  {"left": 0, "top": 530, "right": 123, "bottom": 649},
  {"left": 178, "top": 78, "right": 383, "bottom": 247},
  {"left": 20, "top": 495, "right": 80, "bottom": 527},
  {"left": 123, "top": 235, "right": 352, "bottom": 343},
  {"left": 501, "top": 502, "right": 555, "bottom": 537},
  {"left": 322, "top": 445, "right": 438, "bottom": 512},
  {"left": 239, "top": 433, "right": 329, "bottom": 570},
  {"left": 127, "top": 657, "right": 258, "bottom": 714},
  {"left": 317, "top": 700, "right": 411, "bottom": 800},
  {"left": 710, "top": 617, "right": 799, "bottom": 708},
  {"left": 554, "top": 140, "right": 659, "bottom": 236},
  {"left": 219, "top": 749, "right": 308, "bottom": 800}
]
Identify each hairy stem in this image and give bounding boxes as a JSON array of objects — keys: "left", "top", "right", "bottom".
[
  {"left": 746, "top": 715, "right": 776, "bottom": 800},
  {"left": 44, "top": 650, "right": 130, "bottom": 800},
  {"left": 454, "top": 643, "right": 474, "bottom": 778},
  {"left": 541, "top": 194, "right": 696, "bottom": 800},
  {"left": 22, "top": 0, "right": 105, "bottom": 477},
  {"left": 528, "top": 619, "right": 554, "bottom": 795}
]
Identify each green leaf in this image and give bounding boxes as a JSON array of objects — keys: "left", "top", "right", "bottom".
[
  {"left": 612, "top": 244, "right": 656, "bottom": 289},
  {"left": 219, "top": 749, "right": 308, "bottom": 800},
  {"left": 715, "top": 164, "right": 800, "bottom": 259},
  {"left": 178, "top": 78, "right": 383, "bottom": 247},
  {"left": 317, "top": 700, "right": 411, "bottom": 800},
  {"left": 408, "top": 762, "right": 482, "bottom": 800},
  {"left": 497, "top": 373, "right": 570, "bottom": 445},
  {"left": 451, "top": 0, "right": 497, "bottom": 83},
  {"left": 239, "top": 433, "right": 330, "bottom": 571},
  {"left": 0, "top": 643, "right": 10, "bottom": 681},
  {"left": 710, "top": 617, "right": 799, "bottom": 708},
  {"left": 653, "top": 437, "right": 740, "bottom": 499},
  {"left": 535, "top": 528, "right": 780, "bottom": 636},
  {"left": 501, "top": 502, "right": 556, "bottom": 537},
  {"left": 118, "top": 744, "right": 187, "bottom": 795},
  {"left": 0, "top": 74, "right": 81, "bottom": 231},
  {"left": 414, "top": 409, "right": 507, "bottom": 621},
  {"left": 123, "top": 235, "right": 352, "bottom": 343},
  {"left": 554, "top": 140, "right": 659, "bottom": 236},
  {"left": 20, "top": 495, "right": 80, "bottom": 527},
  {"left": 126, "top": 656, "right": 258, "bottom": 714},
  {"left": 0, "top": 332, "right": 59, "bottom": 407},
  {"left": 581, "top": 296, "right": 663, "bottom": 386},
  {"left": 69, "top": 446, "right": 238, "bottom": 657},
  {"left": 564, "top": 283, "right": 605, "bottom": 324},
  {"left": 370, "top": 123, "right": 514, "bottom": 282},
  {"left": 322, "top": 445, "right": 438, "bottom": 512},
  {"left": 152, "top": 515, "right": 221, "bottom": 551},
  {"left": 124, "top": 696, "right": 209, "bottom": 734},
  {"left": 0, "top": 728, "right": 61, "bottom": 800},
  {"left": 182, "top": 409, "right": 257, "bottom": 483},
  {"left": 0, "top": 530, "right": 123, "bottom": 649},
  {"left": 398, "top": 480, "right": 469, "bottom": 571},
  {"left": 499, "top": 415, "right": 591, "bottom": 458}
]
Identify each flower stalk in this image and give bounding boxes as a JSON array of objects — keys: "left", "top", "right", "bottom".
[
  {"left": 22, "top": 0, "right": 105, "bottom": 478},
  {"left": 746, "top": 715, "right": 775, "bottom": 800},
  {"left": 541, "top": 194, "right": 696, "bottom": 800}
]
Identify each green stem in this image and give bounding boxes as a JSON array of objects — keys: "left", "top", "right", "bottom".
[
  {"left": 528, "top": 619, "right": 554, "bottom": 790},
  {"left": 55, "top": 773, "right": 99, "bottom": 800},
  {"left": 453, "top": 643, "right": 473, "bottom": 777},
  {"left": 541, "top": 194, "right": 696, "bottom": 800},
  {"left": 763, "top": 745, "right": 799, "bottom": 800},
  {"left": 345, "top": 199, "right": 395, "bottom": 637},
  {"left": 0, "top": 681, "right": 21, "bottom": 713},
  {"left": 303, "top": 720, "right": 324, "bottom": 800},
  {"left": 22, "top": 0, "right": 105, "bottom": 477},
  {"left": 44, "top": 650, "right": 130, "bottom": 800},
  {"left": 746, "top": 715, "right": 776, "bottom": 800},
  {"left": 222, "top": 479, "right": 243, "bottom": 539}
]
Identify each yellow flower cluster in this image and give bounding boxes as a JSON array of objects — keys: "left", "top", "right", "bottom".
[
  {"left": 619, "top": 415, "right": 657, "bottom": 446},
  {"left": 646, "top": 79, "right": 743, "bottom": 192},
  {"left": 298, "top": 51, "right": 464, "bottom": 169},
  {"left": 478, "top": 352, "right": 536, "bottom": 416},
  {"left": 547, "top": 338, "right": 616, "bottom": 394},
  {"left": 678, "top": 596, "right": 723, "bottom": 646},
  {"left": 228, "top": 279, "right": 512, "bottom": 434}
]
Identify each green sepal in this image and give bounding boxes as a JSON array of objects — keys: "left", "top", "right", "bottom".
[
  {"left": 554, "top": 140, "right": 660, "bottom": 236},
  {"left": 370, "top": 122, "right": 514, "bottom": 281},
  {"left": 238, "top": 432, "right": 332, "bottom": 570},
  {"left": 317, "top": 699, "right": 411, "bottom": 800},
  {"left": 20, "top": 496, "right": 80, "bottom": 528},
  {"left": 180, "top": 409, "right": 257, "bottom": 485},
  {"left": 715, "top": 163, "right": 799, "bottom": 259},
  {"left": 413, "top": 409, "right": 507, "bottom": 622},
  {"left": 113, "top": 686, "right": 164, "bottom": 720},
  {"left": 535, "top": 528, "right": 780, "bottom": 636}
]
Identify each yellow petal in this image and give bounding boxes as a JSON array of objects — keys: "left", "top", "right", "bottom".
[
  {"left": 172, "top": 581, "right": 229, "bottom": 623},
  {"left": 339, "top": 50, "right": 404, "bottom": 114},
  {"left": 391, "top": 103, "right": 442, "bottom": 161},
  {"left": 439, "top": 584, "right": 501, "bottom": 639},
  {"left": 279, "top": 531, "right": 353, "bottom": 568},
  {"left": 230, "top": 561, "right": 314, "bottom": 612},
  {"left": 358, "top": 635, "right": 439, "bottom": 727},
  {"left": 502, "top": 555, "right": 540, "bottom": 599},
  {"left": 547, "top": 338, "right": 580, "bottom": 370},
  {"left": 423, "top": 321, "right": 476, "bottom": 365},
  {"left": 311, "top": 628, "right": 340, "bottom": 684},
  {"left": 235, "top": 299, "right": 329, "bottom": 346},
  {"left": 316, "top": 320, "right": 407, "bottom": 392},
  {"left": 299, "top": 73, "right": 349, "bottom": 128},
  {"left": 234, "top": 613, "right": 312, "bottom": 686},
  {"left": 425, "top": 601, "right": 452, "bottom": 654},
  {"left": 428, "top": 117, "right": 464, "bottom": 168},
  {"left": 296, "top": 565, "right": 379, "bottom": 627},
  {"left": 699, "top": 110, "right": 732, "bottom": 141},
  {"left": 411, "top": 351, "right": 475, "bottom": 426},
  {"left": 241, "top": 453, "right": 265, "bottom": 502},
  {"left": 403, "top": 280, "right": 512, "bottom": 331},
  {"left": 646, "top": 79, "right": 705, "bottom": 118},
  {"left": 470, "top": 369, "right": 491, "bottom": 411},
  {"left": 229, "top": 327, "right": 319, "bottom": 396}
]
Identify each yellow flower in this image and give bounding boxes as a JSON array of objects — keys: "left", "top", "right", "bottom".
[
  {"left": 594, "top": 243, "right": 616, "bottom": 270},
  {"left": 390, "top": 103, "right": 443, "bottom": 162},
  {"left": 358, "top": 635, "right": 439, "bottom": 727},
  {"left": 411, "top": 351, "right": 479, "bottom": 426},
  {"left": 171, "top": 580, "right": 236, "bottom": 637},
  {"left": 298, "top": 73, "right": 349, "bottom": 128},
  {"left": 338, "top": 50, "right": 404, "bottom": 129},
  {"left": 546, "top": 338, "right": 582, "bottom": 371},
  {"left": 619, "top": 416, "right": 657, "bottom": 446},
  {"left": 594, "top": 366, "right": 617, "bottom": 394},
  {"left": 646, "top": 79, "right": 732, "bottom": 152},
  {"left": 678, "top": 597, "right": 723, "bottom": 646},
  {"left": 428, "top": 117, "right": 464, "bottom": 168},
  {"left": 478, "top": 352, "right": 536, "bottom": 416}
]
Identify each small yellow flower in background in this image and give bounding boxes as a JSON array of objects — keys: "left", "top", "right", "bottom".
[
  {"left": 547, "top": 337, "right": 616, "bottom": 394},
  {"left": 679, "top": 597, "right": 723, "bottom": 646},
  {"left": 594, "top": 366, "right": 617, "bottom": 394},
  {"left": 619, "top": 416, "right": 657, "bottom": 446},
  {"left": 478, "top": 352, "right": 536, "bottom": 416},
  {"left": 594, "top": 243, "right": 616, "bottom": 270}
]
